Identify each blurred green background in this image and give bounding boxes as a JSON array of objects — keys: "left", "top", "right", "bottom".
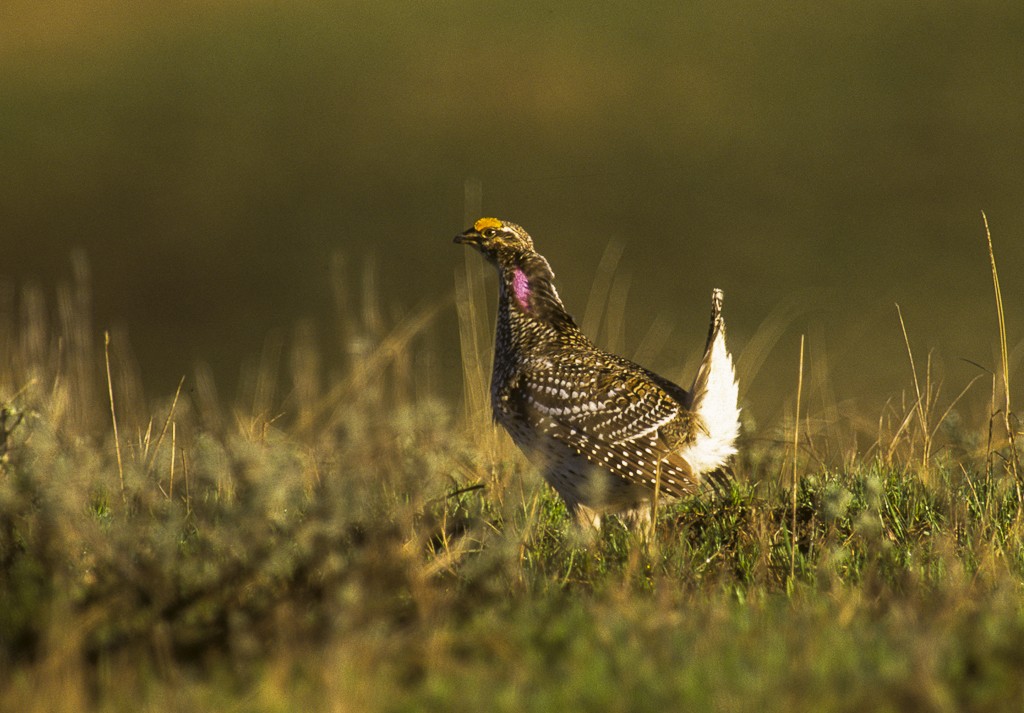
[{"left": 3, "top": 0, "right": 1023, "bottom": 424}]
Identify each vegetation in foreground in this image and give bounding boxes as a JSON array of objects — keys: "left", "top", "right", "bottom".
[{"left": 2, "top": 261, "right": 1024, "bottom": 713}]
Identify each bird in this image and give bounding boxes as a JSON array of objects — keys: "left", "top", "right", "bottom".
[{"left": 454, "top": 217, "right": 740, "bottom": 528}]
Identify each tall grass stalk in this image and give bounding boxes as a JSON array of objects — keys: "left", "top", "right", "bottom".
[
  {"left": 142, "top": 375, "right": 184, "bottom": 473},
  {"left": 103, "top": 330, "right": 125, "bottom": 503},
  {"left": 983, "top": 211, "right": 1022, "bottom": 497},
  {"left": 790, "top": 334, "right": 805, "bottom": 585},
  {"left": 887, "top": 305, "right": 980, "bottom": 477}
]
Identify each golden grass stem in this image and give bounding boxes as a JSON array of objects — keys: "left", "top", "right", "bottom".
[
  {"left": 982, "top": 211, "right": 1020, "bottom": 491},
  {"left": 169, "top": 421, "right": 176, "bottom": 501},
  {"left": 145, "top": 375, "right": 185, "bottom": 473},
  {"left": 896, "top": 304, "right": 930, "bottom": 469},
  {"left": 455, "top": 261, "right": 490, "bottom": 426},
  {"left": 104, "top": 331, "right": 125, "bottom": 503},
  {"left": 983, "top": 212, "right": 1010, "bottom": 418},
  {"left": 791, "top": 334, "right": 805, "bottom": 584},
  {"left": 456, "top": 177, "right": 491, "bottom": 428},
  {"left": 182, "top": 447, "right": 191, "bottom": 515}
]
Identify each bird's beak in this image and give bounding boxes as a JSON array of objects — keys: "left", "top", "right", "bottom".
[{"left": 454, "top": 228, "right": 480, "bottom": 246}]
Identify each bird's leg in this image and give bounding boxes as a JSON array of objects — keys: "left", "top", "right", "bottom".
[{"left": 567, "top": 500, "right": 602, "bottom": 531}]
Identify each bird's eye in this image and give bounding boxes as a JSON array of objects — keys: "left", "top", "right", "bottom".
[{"left": 482, "top": 228, "right": 497, "bottom": 239}]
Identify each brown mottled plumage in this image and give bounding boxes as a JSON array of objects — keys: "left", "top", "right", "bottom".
[{"left": 455, "top": 218, "right": 740, "bottom": 527}]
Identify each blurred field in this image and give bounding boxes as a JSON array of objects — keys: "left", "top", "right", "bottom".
[{"left": 3, "top": 0, "right": 1024, "bottom": 421}]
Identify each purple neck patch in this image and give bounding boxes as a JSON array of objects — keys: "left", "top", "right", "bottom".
[{"left": 511, "top": 268, "right": 531, "bottom": 312}]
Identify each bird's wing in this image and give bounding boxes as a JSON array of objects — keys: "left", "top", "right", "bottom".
[
  {"left": 513, "top": 357, "right": 700, "bottom": 496},
  {"left": 518, "top": 360, "right": 676, "bottom": 443}
]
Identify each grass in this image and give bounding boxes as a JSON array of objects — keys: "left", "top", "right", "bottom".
[{"left": 2, "top": 229, "right": 1024, "bottom": 712}]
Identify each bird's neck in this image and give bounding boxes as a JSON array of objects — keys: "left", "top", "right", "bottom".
[
  {"left": 490, "top": 254, "right": 581, "bottom": 412},
  {"left": 496, "top": 254, "right": 578, "bottom": 337}
]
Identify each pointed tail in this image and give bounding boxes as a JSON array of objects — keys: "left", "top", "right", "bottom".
[{"left": 681, "top": 289, "right": 741, "bottom": 475}]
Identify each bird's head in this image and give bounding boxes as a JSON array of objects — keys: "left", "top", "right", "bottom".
[
  {"left": 454, "top": 217, "right": 535, "bottom": 266},
  {"left": 454, "top": 217, "right": 575, "bottom": 327}
]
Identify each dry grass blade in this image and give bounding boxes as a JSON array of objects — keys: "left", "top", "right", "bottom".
[
  {"left": 883, "top": 400, "right": 920, "bottom": 466},
  {"left": 455, "top": 255, "right": 492, "bottom": 427},
  {"left": 104, "top": 330, "right": 125, "bottom": 503},
  {"left": 455, "top": 176, "right": 494, "bottom": 429},
  {"left": 790, "top": 334, "right": 805, "bottom": 584},
  {"left": 896, "top": 304, "right": 931, "bottom": 469},
  {"left": 143, "top": 375, "right": 185, "bottom": 473},
  {"left": 928, "top": 375, "right": 983, "bottom": 445},
  {"left": 169, "top": 421, "right": 176, "bottom": 501},
  {"left": 982, "top": 211, "right": 1020, "bottom": 489}
]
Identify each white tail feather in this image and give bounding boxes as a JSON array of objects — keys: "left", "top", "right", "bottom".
[{"left": 678, "top": 289, "right": 740, "bottom": 475}]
